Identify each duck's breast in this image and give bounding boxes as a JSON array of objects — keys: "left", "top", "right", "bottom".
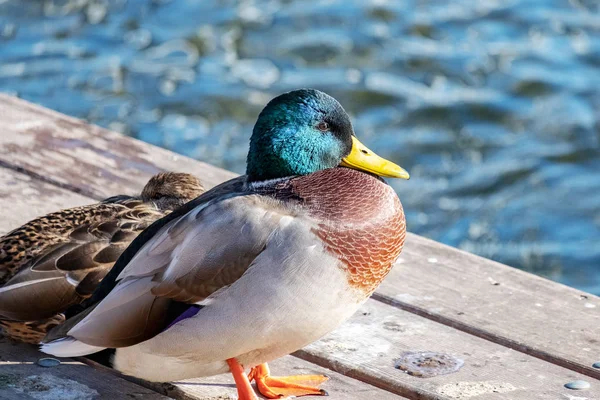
[{"left": 288, "top": 167, "right": 406, "bottom": 296}]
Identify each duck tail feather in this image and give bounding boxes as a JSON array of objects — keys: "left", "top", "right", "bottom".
[{"left": 40, "top": 337, "right": 106, "bottom": 357}]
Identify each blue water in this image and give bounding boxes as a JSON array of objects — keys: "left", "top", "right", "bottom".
[{"left": 1, "top": 0, "right": 599, "bottom": 294}]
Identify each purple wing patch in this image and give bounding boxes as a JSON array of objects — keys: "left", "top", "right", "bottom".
[{"left": 165, "top": 305, "right": 201, "bottom": 330}]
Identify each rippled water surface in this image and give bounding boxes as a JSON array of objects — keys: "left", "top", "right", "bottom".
[{"left": 1, "top": 0, "right": 599, "bottom": 293}]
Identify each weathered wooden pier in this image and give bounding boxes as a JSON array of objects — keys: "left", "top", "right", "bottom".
[{"left": 0, "top": 94, "right": 598, "bottom": 399}]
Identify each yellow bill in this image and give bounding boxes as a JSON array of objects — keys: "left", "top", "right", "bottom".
[{"left": 340, "top": 136, "right": 409, "bottom": 179}]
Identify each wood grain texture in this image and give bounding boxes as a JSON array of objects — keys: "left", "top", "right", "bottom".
[
  {"left": 0, "top": 337, "right": 169, "bottom": 400},
  {"left": 0, "top": 94, "right": 236, "bottom": 200},
  {"left": 0, "top": 167, "right": 93, "bottom": 236},
  {"left": 376, "top": 233, "right": 600, "bottom": 379},
  {"left": 299, "top": 299, "right": 600, "bottom": 400}
]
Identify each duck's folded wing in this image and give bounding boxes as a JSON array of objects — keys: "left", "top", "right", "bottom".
[
  {"left": 0, "top": 202, "right": 164, "bottom": 321},
  {"left": 57, "top": 194, "right": 290, "bottom": 348}
]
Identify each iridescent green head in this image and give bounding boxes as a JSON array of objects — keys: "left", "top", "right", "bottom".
[
  {"left": 247, "top": 89, "right": 354, "bottom": 181},
  {"left": 246, "top": 89, "right": 410, "bottom": 182}
]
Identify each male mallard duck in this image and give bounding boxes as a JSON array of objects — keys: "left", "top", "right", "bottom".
[
  {"left": 0, "top": 172, "right": 204, "bottom": 344},
  {"left": 42, "top": 89, "right": 409, "bottom": 400}
]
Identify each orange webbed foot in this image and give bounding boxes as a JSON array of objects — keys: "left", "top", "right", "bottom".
[
  {"left": 227, "top": 358, "right": 259, "bottom": 400},
  {"left": 248, "top": 363, "right": 329, "bottom": 399}
]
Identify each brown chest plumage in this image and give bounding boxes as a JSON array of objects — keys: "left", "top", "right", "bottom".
[{"left": 290, "top": 168, "right": 406, "bottom": 296}]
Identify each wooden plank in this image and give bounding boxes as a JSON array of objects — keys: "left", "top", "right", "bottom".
[
  {"left": 375, "top": 234, "right": 600, "bottom": 379},
  {"left": 0, "top": 338, "right": 169, "bottom": 399},
  {"left": 84, "top": 356, "right": 406, "bottom": 400},
  {"left": 0, "top": 167, "right": 405, "bottom": 399},
  {"left": 0, "top": 167, "right": 92, "bottom": 236},
  {"left": 0, "top": 94, "right": 236, "bottom": 200},
  {"left": 1, "top": 94, "right": 596, "bottom": 380},
  {"left": 299, "top": 299, "right": 600, "bottom": 399}
]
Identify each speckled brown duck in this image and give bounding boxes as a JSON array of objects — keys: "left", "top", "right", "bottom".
[
  {"left": 41, "top": 89, "right": 410, "bottom": 400},
  {"left": 0, "top": 172, "right": 204, "bottom": 343}
]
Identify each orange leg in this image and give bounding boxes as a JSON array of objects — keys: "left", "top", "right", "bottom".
[
  {"left": 227, "top": 358, "right": 259, "bottom": 400},
  {"left": 248, "top": 363, "right": 329, "bottom": 399}
]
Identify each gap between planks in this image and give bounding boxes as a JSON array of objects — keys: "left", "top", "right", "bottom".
[
  {"left": 0, "top": 337, "right": 170, "bottom": 400},
  {"left": 0, "top": 158, "right": 103, "bottom": 201},
  {"left": 371, "top": 290, "right": 600, "bottom": 381}
]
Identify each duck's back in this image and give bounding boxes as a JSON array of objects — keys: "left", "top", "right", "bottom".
[
  {"left": 0, "top": 200, "right": 148, "bottom": 283},
  {"left": 0, "top": 197, "right": 167, "bottom": 343}
]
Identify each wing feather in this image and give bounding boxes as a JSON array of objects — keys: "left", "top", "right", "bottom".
[
  {"left": 65, "top": 193, "right": 293, "bottom": 348},
  {"left": 0, "top": 200, "right": 167, "bottom": 321}
]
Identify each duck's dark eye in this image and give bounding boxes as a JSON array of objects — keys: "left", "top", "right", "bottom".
[{"left": 316, "top": 121, "right": 329, "bottom": 132}]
